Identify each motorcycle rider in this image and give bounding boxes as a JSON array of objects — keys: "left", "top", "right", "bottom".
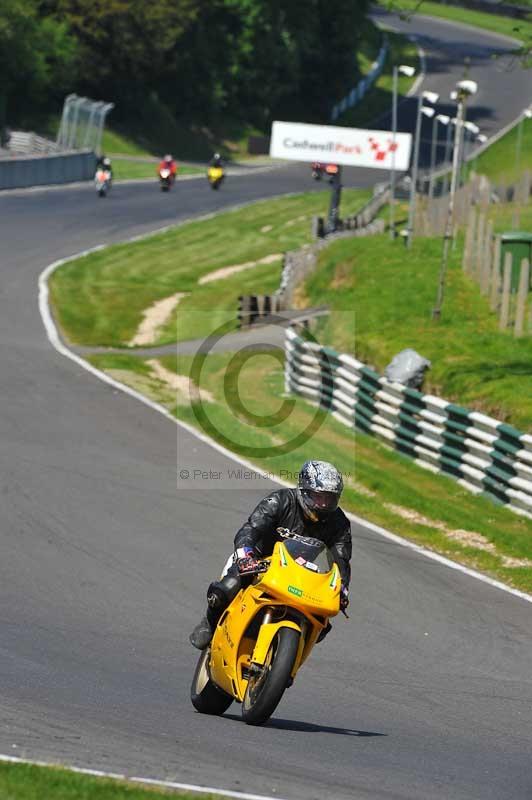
[
  {"left": 209, "top": 151, "right": 224, "bottom": 168},
  {"left": 189, "top": 460, "right": 351, "bottom": 650},
  {"left": 95, "top": 154, "right": 113, "bottom": 178},
  {"left": 158, "top": 153, "right": 178, "bottom": 182}
]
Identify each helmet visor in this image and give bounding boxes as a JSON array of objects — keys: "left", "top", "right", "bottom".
[{"left": 302, "top": 489, "right": 339, "bottom": 514}]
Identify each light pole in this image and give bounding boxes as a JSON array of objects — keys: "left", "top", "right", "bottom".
[
  {"left": 390, "top": 64, "right": 415, "bottom": 239},
  {"left": 406, "top": 90, "right": 439, "bottom": 248},
  {"left": 433, "top": 79, "right": 478, "bottom": 320},
  {"left": 513, "top": 107, "right": 532, "bottom": 227},
  {"left": 442, "top": 117, "right": 454, "bottom": 197},
  {"left": 428, "top": 114, "right": 450, "bottom": 202}
]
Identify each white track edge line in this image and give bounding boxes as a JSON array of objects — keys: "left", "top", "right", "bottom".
[
  {"left": 39, "top": 226, "right": 532, "bottom": 607},
  {"left": 0, "top": 754, "right": 290, "bottom": 800},
  {"left": 407, "top": 40, "right": 426, "bottom": 97}
]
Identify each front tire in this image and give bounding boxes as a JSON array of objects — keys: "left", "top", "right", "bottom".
[
  {"left": 190, "top": 649, "right": 233, "bottom": 716},
  {"left": 242, "top": 627, "right": 299, "bottom": 726}
]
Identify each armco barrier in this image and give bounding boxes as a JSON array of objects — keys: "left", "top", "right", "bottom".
[
  {"left": 331, "top": 37, "right": 388, "bottom": 121},
  {"left": 285, "top": 328, "right": 532, "bottom": 519},
  {"left": 0, "top": 151, "right": 96, "bottom": 190}
]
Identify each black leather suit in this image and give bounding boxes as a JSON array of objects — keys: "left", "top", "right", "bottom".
[
  {"left": 208, "top": 488, "right": 351, "bottom": 614},
  {"left": 235, "top": 488, "right": 351, "bottom": 585}
]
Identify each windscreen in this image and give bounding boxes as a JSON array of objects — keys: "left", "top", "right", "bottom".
[{"left": 283, "top": 537, "right": 335, "bottom": 574}]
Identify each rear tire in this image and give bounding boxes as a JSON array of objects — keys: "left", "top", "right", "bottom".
[
  {"left": 190, "top": 649, "right": 233, "bottom": 716},
  {"left": 242, "top": 627, "right": 299, "bottom": 726}
]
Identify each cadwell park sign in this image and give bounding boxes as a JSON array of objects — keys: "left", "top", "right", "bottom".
[{"left": 270, "top": 120, "right": 412, "bottom": 171}]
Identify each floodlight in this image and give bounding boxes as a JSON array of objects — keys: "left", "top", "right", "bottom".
[{"left": 456, "top": 80, "right": 478, "bottom": 96}]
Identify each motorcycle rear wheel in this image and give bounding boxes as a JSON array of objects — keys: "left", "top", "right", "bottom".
[
  {"left": 242, "top": 627, "right": 299, "bottom": 726},
  {"left": 190, "top": 648, "right": 233, "bottom": 715}
]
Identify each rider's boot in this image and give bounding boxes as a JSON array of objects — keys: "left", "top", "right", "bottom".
[
  {"left": 189, "top": 585, "right": 226, "bottom": 650},
  {"left": 190, "top": 573, "right": 241, "bottom": 650}
]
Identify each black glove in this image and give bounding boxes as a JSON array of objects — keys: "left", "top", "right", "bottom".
[
  {"left": 340, "top": 586, "right": 349, "bottom": 612},
  {"left": 237, "top": 555, "right": 260, "bottom": 575}
]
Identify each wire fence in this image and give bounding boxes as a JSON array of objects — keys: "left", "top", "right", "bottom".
[{"left": 56, "top": 94, "right": 114, "bottom": 154}]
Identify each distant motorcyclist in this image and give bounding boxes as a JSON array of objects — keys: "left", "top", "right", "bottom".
[
  {"left": 158, "top": 154, "right": 178, "bottom": 181},
  {"left": 189, "top": 460, "right": 351, "bottom": 650},
  {"left": 209, "top": 152, "right": 224, "bottom": 168},
  {"left": 96, "top": 155, "right": 113, "bottom": 178}
]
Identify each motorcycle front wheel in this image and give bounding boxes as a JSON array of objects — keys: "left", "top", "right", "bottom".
[
  {"left": 242, "top": 627, "right": 299, "bottom": 726},
  {"left": 190, "top": 648, "right": 233, "bottom": 716}
]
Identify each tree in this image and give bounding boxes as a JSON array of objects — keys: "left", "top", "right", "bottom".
[
  {"left": 53, "top": 0, "right": 198, "bottom": 104},
  {"left": 0, "top": 0, "right": 77, "bottom": 127}
]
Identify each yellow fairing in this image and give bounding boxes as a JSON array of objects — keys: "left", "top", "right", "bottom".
[
  {"left": 209, "top": 541, "right": 340, "bottom": 701},
  {"left": 208, "top": 166, "right": 224, "bottom": 181}
]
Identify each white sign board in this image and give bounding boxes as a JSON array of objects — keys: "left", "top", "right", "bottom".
[{"left": 270, "top": 120, "right": 412, "bottom": 171}]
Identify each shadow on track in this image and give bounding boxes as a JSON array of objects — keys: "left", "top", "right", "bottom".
[{"left": 224, "top": 714, "right": 386, "bottom": 736}]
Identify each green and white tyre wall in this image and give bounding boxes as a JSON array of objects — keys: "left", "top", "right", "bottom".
[{"left": 285, "top": 328, "right": 532, "bottom": 519}]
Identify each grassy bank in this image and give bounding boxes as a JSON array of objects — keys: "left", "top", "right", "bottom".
[
  {"left": 49, "top": 189, "right": 371, "bottom": 348},
  {"left": 471, "top": 117, "right": 532, "bottom": 184},
  {"left": 0, "top": 761, "right": 217, "bottom": 800},
  {"left": 301, "top": 204, "right": 532, "bottom": 431},
  {"left": 88, "top": 348, "right": 532, "bottom": 594}
]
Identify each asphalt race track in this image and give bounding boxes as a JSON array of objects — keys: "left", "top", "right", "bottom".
[{"left": 1, "top": 13, "right": 532, "bottom": 800}]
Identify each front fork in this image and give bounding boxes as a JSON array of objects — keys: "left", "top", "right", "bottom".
[{"left": 250, "top": 609, "right": 307, "bottom": 679}]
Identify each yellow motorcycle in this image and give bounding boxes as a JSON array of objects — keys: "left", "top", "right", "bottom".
[
  {"left": 190, "top": 529, "right": 341, "bottom": 725},
  {"left": 207, "top": 165, "right": 225, "bottom": 190}
]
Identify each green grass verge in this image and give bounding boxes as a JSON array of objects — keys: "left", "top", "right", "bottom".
[
  {"left": 87, "top": 349, "right": 532, "bottom": 594},
  {"left": 110, "top": 161, "right": 203, "bottom": 181},
  {"left": 301, "top": 210, "right": 532, "bottom": 430},
  {"left": 387, "top": 0, "right": 532, "bottom": 46},
  {"left": 470, "top": 117, "right": 532, "bottom": 184},
  {"left": 0, "top": 761, "right": 219, "bottom": 799},
  {"left": 102, "top": 128, "right": 154, "bottom": 158},
  {"left": 48, "top": 189, "right": 371, "bottom": 347},
  {"left": 337, "top": 30, "right": 419, "bottom": 128}
]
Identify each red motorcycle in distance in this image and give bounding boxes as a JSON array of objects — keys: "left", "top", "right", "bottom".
[
  {"left": 158, "top": 157, "right": 178, "bottom": 191},
  {"left": 311, "top": 162, "right": 339, "bottom": 182}
]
